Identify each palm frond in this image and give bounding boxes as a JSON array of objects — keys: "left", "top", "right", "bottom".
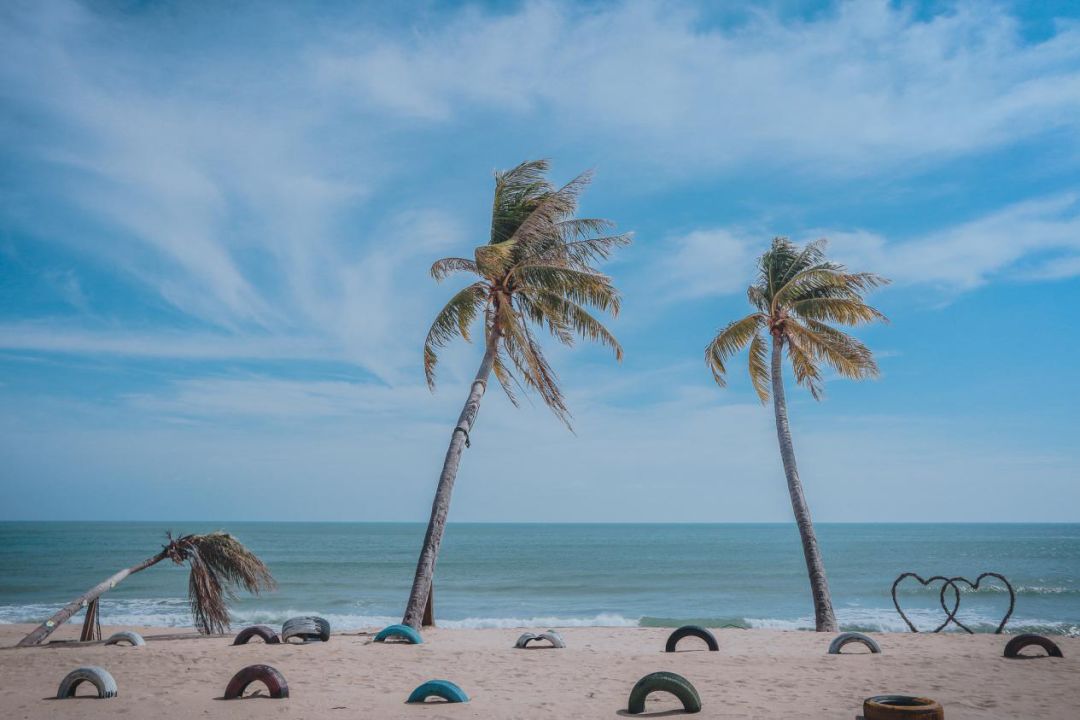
[
  {"left": 497, "top": 299, "right": 570, "bottom": 427},
  {"left": 164, "top": 532, "right": 274, "bottom": 636},
  {"left": 783, "top": 331, "right": 825, "bottom": 399},
  {"left": 705, "top": 313, "right": 765, "bottom": 386},
  {"left": 424, "top": 282, "right": 489, "bottom": 389},
  {"left": 792, "top": 319, "right": 880, "bottom": 379},
  {"left": 789, "top": 296, "right": 887, "bottom": 326},
  {"left": 747, "top": 331, "right": 770, "bottom": 403},
  {"left": 511, "top": 264, "right": 621, "bottom": 315},
  {"left": 430, "top": 257, "right": 479, "bottom": 282},
  {"left": 505, "top": 170, "right": 593, "bottom": 255},
  {"left": 774, "top": 267, "right": 889, "bottom": 308},
  {"left": 490, "top": 159, "right": 553, "bottom": 245},
  {"left": 519, "top": 288, "right": 623, "bottom": 360}
]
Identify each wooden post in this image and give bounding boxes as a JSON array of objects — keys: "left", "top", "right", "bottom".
[
  {"left": 80, "top": 598, "right": 101, "bottom": 642},
  {"left": 421, "top": 582, "right": 435, "bottom": 627}
]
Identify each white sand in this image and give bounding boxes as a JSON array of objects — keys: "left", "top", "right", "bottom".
[{"left": 1, "top": 623, "right": 1077, "bottom": 718}]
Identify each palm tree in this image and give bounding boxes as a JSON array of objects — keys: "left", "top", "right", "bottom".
[
  {"left": 401, "top": 159, "right": 630, "bottom": 628},
  {"left": 705, "top": 237, "right": 888, "bottom": 632},
  {"left": 17, "top": 531, "right": 274, "bottom": 646}
]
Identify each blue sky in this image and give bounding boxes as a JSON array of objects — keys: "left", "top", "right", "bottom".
[{"left": 1, "top": 0, "right": 1079, "bottom": 522}]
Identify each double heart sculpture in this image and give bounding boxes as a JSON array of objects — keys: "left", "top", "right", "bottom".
[{"left": 891, "top": 572, "right": 1016, "bottom": 634}]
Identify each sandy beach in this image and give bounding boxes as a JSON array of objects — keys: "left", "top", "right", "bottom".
[{"left": 1, "top": 623, "right": 1076, "bottom": 719}]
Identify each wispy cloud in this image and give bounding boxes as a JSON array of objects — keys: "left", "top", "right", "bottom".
[
  {"left": 660, "top": 193, "right": 1080, "bottom": 300},
  {"left": 318, "top": 1, "right": 1080, "bottom": 173}
]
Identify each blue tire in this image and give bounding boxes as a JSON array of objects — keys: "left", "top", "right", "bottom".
[
  {"left": 406, "top": 679, "right": 469, "bottom": 704},
  {"left": 374, "top": 623, "right": 423, "bottom": 644}
]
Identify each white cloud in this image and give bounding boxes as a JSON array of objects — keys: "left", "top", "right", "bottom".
[
  {"left": 660, "top": 192, "right": 1080, "bottom": 299},
  {"left": 658, "top": 229, "right": 760, "bottom": 300},
  {"left": 825, "top": 193, "right": 1080, "bottom": 288},
  {"left": 318, "top": 0, "right": 1080, "bottom": 173}
]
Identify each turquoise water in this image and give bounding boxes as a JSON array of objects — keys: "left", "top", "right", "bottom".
[{"left": 1, "top": 523, "right": 1077, "bottom": 635}]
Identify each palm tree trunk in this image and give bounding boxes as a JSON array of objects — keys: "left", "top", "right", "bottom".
[
  {"left": 770, "top": 335, "right": 838, "bottom": 632},
  {"left": 17, "top": 550, "right": 167, "bottom": 647},
  {"left": 402, "top": 334, "right": 499, "bottom": 629}
]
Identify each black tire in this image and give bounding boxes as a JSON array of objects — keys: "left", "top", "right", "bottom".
[
  {"left": 104, "top": 631, "right": 145, "bottom": 647},
  {"left": 281, "top": 616, "right": 328, "bottom": 643},
  {"left": 223, "top": 664, "right": 289, "bottom": 699},
  {"left": 1003, "top": 633, "right": 1063, "bottom": 659},
  {"left": 627, "top": 671, "right": 701, "bottom": 714},
  {"left": 827, "top": 631, "right": 881, "bottom": 654},
  {"left": 665, "top": 625, "right": 719, "bottom": 652},
  {"left": 56, "top": 666, "right": 118, "bottom": 699},
  {"left": 233, "top": 625, "right": 280, "bottom": 646}
]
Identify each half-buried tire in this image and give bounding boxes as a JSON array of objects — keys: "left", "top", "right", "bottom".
[
  {"left": 1004, "top": 634, "right": 1063, "bottom": 659},
  {"left": 104, "top": 631, "right": 145, "bottom": 647},
  {"left": 515, "top": 630, "right": 566, "bottom": 649},
  {"left": 665, "top": 625, "right": 719, "bottom": 652},
  {"left": 223, "top": 664, "right": 289, "bottom": 699},
  {"left": 374, "top": 623, "right": 423, "bottom": 644},
  {"left": 827, "top": 632, "right": 881, "bottom": 655},
  {"left": 56, "top": 666, "right": 118, "bottom": 699},
  {"left": 406, "top": 679, "right": 469, "bottom": 704},
  {"left": 281, "top": 616, "right": 329, "bottom": 643},
  {"left": 233, "top": 625, "right": 280, "bottom": 646},
  {"left": 627, "top": 671, "right": 701, "bottom": 714},
  {"left": 863, "top": 695, "right": 943, "bottom": 719}
]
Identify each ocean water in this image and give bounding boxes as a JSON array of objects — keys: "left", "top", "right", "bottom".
[{"left": 0, "top": 522, "right": 1077, "bottom": 635}]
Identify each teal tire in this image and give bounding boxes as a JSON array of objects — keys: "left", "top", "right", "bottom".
[
  {"left": 374, "top": 623, "right": 423, "bottom": 644},
  {"left": 627, "top": 671, "right": 701, "bottom": 714},
  {"left": 406, "top": 679, "right": 468, "bottom": 703}
]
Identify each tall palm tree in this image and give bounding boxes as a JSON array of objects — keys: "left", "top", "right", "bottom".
[
  {"left": 401, "top": 159, "right": 630, "bottom": 628},
  {"left": 18, "top": 531, "right": 274, "bottom": 646},
  {"left": 705, "top": 237, "right": 888, "bottom": 632}
]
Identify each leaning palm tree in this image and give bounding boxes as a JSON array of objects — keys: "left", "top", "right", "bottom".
[
  {"left": 401, "top": 159, "right": 630, "bottom": 628},
  {"left": 17, "top": 531, "right": 274, "bottom": 646},
  {"left": 705, "top": 237, "right": 888, "bottom": 632}
]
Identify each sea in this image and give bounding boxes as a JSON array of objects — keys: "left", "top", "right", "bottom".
[{"left": 1, "top": 522, "right": 1077, "bottom": 635}]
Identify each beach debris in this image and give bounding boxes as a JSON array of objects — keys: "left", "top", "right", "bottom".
[
  {"left": 56, "top": 666, "right": 118, "bottom": 699},
  {"left": 232, "top": 625, "right": 280, "bottom": 646},
  {"left": 891, "top": 571, "right": 1014, "bottom": 634},
  {"left": 514, "top": 630, "right": 565, "bottom": 649},
  {"left": 18, "top": 531, "right": 274, "bottom": 647},
  {"left": 627, "top": 671, "right": 701, "bottom": 714},
  {"left": 863, "top": 695, "right": 943, "bottom": 719},
  {"left": 665, "top": 625, "right": 719, "bottom": 652},
  {"left": 374, "top": 623, "right": 423, "bottom": 644},
  {"left": 1003, "top": 633, "right": 1063, "bottom": 659},
  {"left": 827, "top": 631, "right": 881, "bottom": 654},
  {"left": 281, "top": 616, "right": 330, "bottom": 643},
  {"left": 104, "top": 631, "right": 145, "bottom": 647},
  {"left": 223, "top": 664, "right": 290, "bottom": 699},
  {"left": 406, "top": 679, "right": 469, "bottom": 704}
]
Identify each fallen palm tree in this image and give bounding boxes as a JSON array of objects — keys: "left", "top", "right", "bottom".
[{"left": 17, "top": 531, "right": 274, "bottom": 647}]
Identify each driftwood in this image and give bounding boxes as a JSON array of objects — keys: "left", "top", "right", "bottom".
[{"left": 18, "top": 551, "right": 166, "bottom": 647}]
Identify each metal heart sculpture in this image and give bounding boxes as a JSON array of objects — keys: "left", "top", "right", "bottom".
[
  {"left": 892, "top": 571, "right": 1014, "bottom": 634},
  {"left": 939, "top": 573, "right": 1015, "bottom": 634},
  {"left": 891, "top": 573, "right": 961, "bottom": 633}
]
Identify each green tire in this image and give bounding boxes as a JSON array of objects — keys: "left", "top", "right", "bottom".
[{"left": 627, "top": 671, "right": 701, "bottom": 714}]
